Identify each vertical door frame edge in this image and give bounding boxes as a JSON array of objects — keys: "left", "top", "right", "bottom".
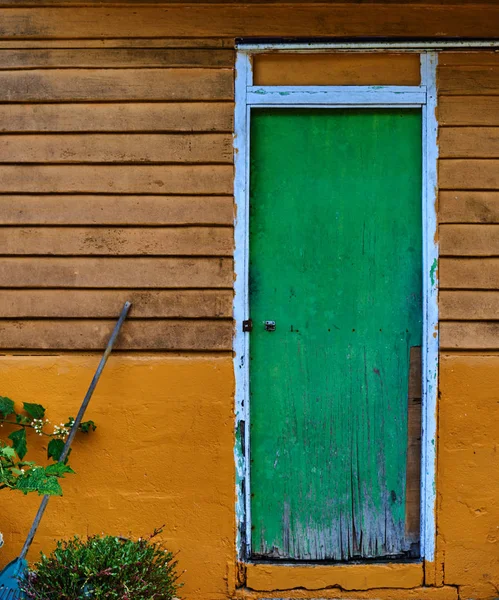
[
  {"left": 233, "top": 46, "right": 439, "bottom": 564},
  {"left": 234, "top": 50, "right": 252, "bottom": 560},
  {"left": 420, "top": 51, "right": 439, "bottom": 565}
]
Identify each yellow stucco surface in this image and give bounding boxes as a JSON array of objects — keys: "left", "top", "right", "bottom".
[
  {"left": 1, "top": 353, "right": 499, "bottom": 599},
  {"left": 438, "top": 354, "right": 499, "bottom": 598},
  {"left": 0, "top": 355, "right": 235, "bottom": 600}
]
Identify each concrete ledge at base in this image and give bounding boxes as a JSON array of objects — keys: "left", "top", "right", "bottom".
[
  {"left": 245, "top": 563, "right": 423, "bottom": 592},
  {"left": 237, "top": 585, "right": 458, "bottom": 600}
]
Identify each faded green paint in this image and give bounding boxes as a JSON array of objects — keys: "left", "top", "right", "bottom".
[
  {"left": 430, "top": 258, "right": 438, "bottom": 286},
  {"left": 249, "top": 109, "right": 422, "bottom": 561}
]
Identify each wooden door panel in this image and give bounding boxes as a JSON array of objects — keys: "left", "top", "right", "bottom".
[{"left": 249, "top": 109, "right": 422, "bottom": 560}]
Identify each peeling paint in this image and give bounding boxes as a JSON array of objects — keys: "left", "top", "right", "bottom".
[{"left": 430, "top": 258, "right": 438, "bottom": 286}]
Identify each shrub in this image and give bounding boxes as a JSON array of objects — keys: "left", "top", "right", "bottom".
[{"left": 21, "top": 529, "right": 182, "bottom": 600}]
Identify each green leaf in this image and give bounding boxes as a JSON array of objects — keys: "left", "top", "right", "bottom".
[
  {"left": 0, "top": 396, "right": 15, "bottom": 417},
  {"left": 47, "top": 438, "right": 65, "bottom": 462},
  {"left": 79, "top": 420, "right": 96, "bottom": 434},
  {"left": 8, "top": 428, "right": 27, "bottom": 460},
  {"left": 0, "top": 446, "right": 16, "bottom": 459},
  {"left": 15, "top": 468, "right": 63, "bottom": 496},
  {"left": 45, "top": 462, "right": 74, "bottom": 477},
  {"left": 23, "top": 402, "right": 46, "bottom": 420}
]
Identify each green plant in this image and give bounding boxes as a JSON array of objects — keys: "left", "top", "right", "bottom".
[
  {"left": 0, "top": 395, "right": 95, "bottom": 496},
  {"left": 21, "top": 529, "right": 182, "bottom": 600}
]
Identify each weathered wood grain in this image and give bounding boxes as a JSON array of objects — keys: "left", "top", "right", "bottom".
[
  {"left": 253, "top": 52, "right": 420, "bottom": 86},
  {"left": 439, "top": 160, "right": 499, "bottom": 190},
  {"left": 440, "top": 321, "right": 499, "bottom": 350},
  {"left": 0, "top": 195, "right": 234, "bottom": 225},
  {"left": 440, "top": 224, "right": 499, "bottom": 256},
  {"left": 440, "top": 258, "right": 499, "bottom": 289},
  {"left": 405, "top": 409, "right": 421, "bottom": 544},
  {"left": 438, "top": 66, "right": 499, "bottom": 94},
  {"left": 249, "top": 109, "right": 422, "bottom": 560},
  {"left": 0, "top": 165, "right": 233, "bottom": 194},
  {"left": 0, "top": 227, "right": 233, "bottom": 256},
  {"left": 0, "top": 257, "right": 233, "bottom": 288},
  {"left": 0, "top": 319, "right": 233, "bottom": 351},
  {"left": 0, "top": 69, "right": 233, "bottom": 102},
  {"left": 3, "top": 0, "right": 498, "bottom": 5},
  {"left": 0, "top": 289, "right": 233, "bottom": 318},
  {"left": 439, "top": 192, "right": 499, "bottom": 223},
  {"left": 0, "top": 48, "right": 234, "bottom": 69},
  {"left": 438, "top": 97, "right": 499, "bottom": 126},
  {"left": 0, "top": 103, "right": 233, "bottom": 132},
  {"left": 0, "top": 6, "right": 498, "bottom": 38},
  {"left": 439, "top": 128, "right": 499, "bottom": 158},
  {"left": 438, "top": 52, "right": 499, "bottom": 66},
  {"left": 0, "top": 134, "right": 233, "bottom": 163},
  {"left": 405, "top": 346, "right": 421, "bottom": 547},
  {"left": 0, "top": 38, "right": 235, "bottom": 49},
  {"left": 1, "top": 0, "right": 498, "bottom": 5},
  {"left": 440, "top": 291, "right": 499, "bottom": 320}
]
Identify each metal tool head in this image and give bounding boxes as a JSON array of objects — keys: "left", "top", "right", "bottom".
[{"left": 0, "top": 557, "right": 27, "bottom": 599}]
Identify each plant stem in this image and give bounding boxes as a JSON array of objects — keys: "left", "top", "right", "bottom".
[{"left": 0, "top": 419, "right": 53, "bottom": 437}]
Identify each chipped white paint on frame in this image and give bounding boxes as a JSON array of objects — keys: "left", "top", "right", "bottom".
[
  {"left": 233, "top": 46, "right": 440, "bottom": 562},
  {"left": 233, "top": 50, "right": 251, "bottom": 559},
  {"left": 420, "top": 51, "right": 439, "bottom": 564}
]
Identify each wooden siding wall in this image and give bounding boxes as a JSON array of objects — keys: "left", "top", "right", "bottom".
[
  {"left": 0, "top": 4, "right": 497, "bottom": 352},
  {"left": 0, "top": 39, "right": 235, "bottom": 351},
  {"left": 438, "top": 52, "right": 499, "bottom": 350}
]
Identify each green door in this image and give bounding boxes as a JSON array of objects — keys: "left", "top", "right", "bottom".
[{"left": 249, "top": 108, "right": 422, "bottom": 561}]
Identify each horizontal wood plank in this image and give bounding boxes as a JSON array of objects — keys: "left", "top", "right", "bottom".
[
  {"left": 440, "top": 224, "right": 499, "bottom": 256},
  {"left": 439, "top": 160, "right": 499, "bottom": 190},
  {"left": 0, "top": 289, "right": 233, "bottom": 318},
  {"left": 438, "top": 97, "right": 499, "bottom": 126},
  {"left": 438, "top": 66, "right": 499, "bottom": 95},
  {"left": 253, "top": 52, "right": 420, "bottom": 86},
  {"left": 0, "top": 134, "right": 233, "bottom": 163},
  {"left": 0, "top": 227, "right": 233, "bottom": 256},
  {"left": 439, "top": 192, "right": 499, "bottom": 223},
  {"left": 0, "top": 38, "right": 235, "bottom": 49},
  {"left": 439, "top": 128, "right": 499, "bottom": 158},
  {"left": 440, "top": 291, "right": 499, "bottom": 320},
  {"left": 440, "top": 321, "right": 499, "bottom": 350},
  {"left": 438, "top": 52, "right": 499, "bottom": 66},
  {"left": 0, "top": 257, "right": 233, "bottom": 288},
  {"left": 0, "top": 69, "right": 233, "bottom": 102},
  {"left": 0, "top": 103, "right": 233, "bottom": 132},
  {"left": 0, "top": 6, "right": 498, "bottom": 38},
  {"left": 440, "top": 258, "right": 499, "bottom": 289},
  {"left": 0, "top": 48, "right": 234, "bottom": 69},
  {"left": 0, "top": 195, "right": 234, "bottom": 225},
  {"left": 0, "top": 319, "right": 233, "bottom": 350},
  {"left": 2, "top": 0, "right": 499, "bottom": 5},
  {"left": 0, "top": 165, "right": 233, "bottom": 194}
]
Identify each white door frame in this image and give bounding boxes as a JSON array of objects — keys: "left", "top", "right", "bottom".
[{"left": 233, "top": 45, "right": 439, "bottom": 563}]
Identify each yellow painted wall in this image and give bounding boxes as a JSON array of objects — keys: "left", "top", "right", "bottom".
[
  {"left": 2, "top": 354, "right": 499, "bottom": 599},
  {"left": 0, "top": 355, "right": 236, "bottom": 600},
  {"left": 437, "top": 355, "right": 499, "bottom": 599}
]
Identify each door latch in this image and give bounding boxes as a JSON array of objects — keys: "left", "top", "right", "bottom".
[
  {"left": 264, "top": 321, "right": 276, "bottom": 332},
  {"left": 242, "top": 319, "right": 253, "bottom": 332}
]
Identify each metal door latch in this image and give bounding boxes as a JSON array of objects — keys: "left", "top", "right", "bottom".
[
  {"left": 242, "top": 319, "right": 253, "bottom": 332},
  {"left": 264, "top": 321, "right": 276, "bottom": 332}
]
